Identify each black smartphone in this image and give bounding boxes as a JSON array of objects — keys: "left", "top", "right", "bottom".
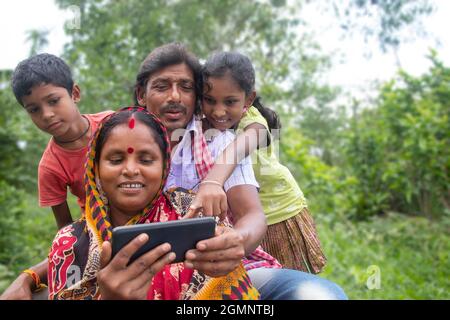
[{"left": 111, "top": 217, "right": 216, "bottom": 264}]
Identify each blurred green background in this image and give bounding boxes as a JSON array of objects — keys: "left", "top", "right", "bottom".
[{"left": 0, "top": 0, "right": 448, "bottom": 299}]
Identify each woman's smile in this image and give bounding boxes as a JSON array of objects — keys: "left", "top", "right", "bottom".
[{"left": 117, "top": 182, "right": 146, "bottom": 194}]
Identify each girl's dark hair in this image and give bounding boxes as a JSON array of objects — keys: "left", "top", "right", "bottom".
[
  {"left": 134, "top": 42, "right": 203, "bottom": 115},
  {"left": 11, "top": 53, "right": 74, "bottom": 106},
  {"left": 95, "top": 108, "right": 168, "bottom": 164},
  {"left": 202, "top": 51, "right": 281, "bottom": 130}
]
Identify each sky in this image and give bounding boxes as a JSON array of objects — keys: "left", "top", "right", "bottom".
[
  {"left": 1, "top": 0, "right": 449, "bottom": 98},
  {"left": 300, "top": 1, "right": 450, "bottom": 99},
  {"left": 0, "top": 0, "right": 71, "bottom": 69}
]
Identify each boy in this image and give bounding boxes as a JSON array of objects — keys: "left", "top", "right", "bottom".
[
  {"left": 11, "top": 53, "right": 113, "bottom": 229},
  {"left": 0, "top": 54, "right": 112, "bottom": 300}
]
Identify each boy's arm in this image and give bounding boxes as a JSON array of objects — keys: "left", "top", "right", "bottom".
[
  {"left": 52, "top": 201, "right": 73, "bottom": 229},
  {"left": 0, "top": 259, "right": 48, "bottom": 300},
  {"left": 185, "top": 123, "right": 268, "bottom": 219}
]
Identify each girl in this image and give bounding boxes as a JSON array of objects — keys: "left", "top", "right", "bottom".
[{"left": 196, "top": 51, "right": 327, "bottom": 273}]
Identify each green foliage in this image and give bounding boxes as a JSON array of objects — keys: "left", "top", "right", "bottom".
[
  {"left": 331, "top": 0, "right": 435, "bottom": 53},
  {"left": 277, "top": 54, "right": 450, "bottom": 298},
  {"left": 0, "top": 181, "right": 27, "bottom": 266},
  {"left": 0, "top": 183, "right": 55, "bottom": 293},
  {"left": 26, "top": 29, "right": 49, "bottom": 56},
  {"left": 54, "top": 0, "right": 331, "bottom": 116},
  {"left": 342, "top": 53, "right": 450, "bottom": 219},
  {"left": 319, "top": 212, "right": 450, "bottom": 299},
  {"left": 280, "top": 127, "right": 341, "bottom": 214},
  {"left": 291, "top": 100, "right": 347, "bottom": 166},
  {"left": 273, "top": 124, "right": 449, "bottom": 298}
]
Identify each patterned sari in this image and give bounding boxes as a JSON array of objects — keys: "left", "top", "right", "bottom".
[{"left": 47, "top": 107, "right": 259, "bottom": 300}]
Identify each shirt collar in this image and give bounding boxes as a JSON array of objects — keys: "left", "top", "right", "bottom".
[
  {"left": 186, "top": 117, "right": 214, "bottom": 142},
  {"left": 186, "top": 117, "right": 197, "bottom": 133}
]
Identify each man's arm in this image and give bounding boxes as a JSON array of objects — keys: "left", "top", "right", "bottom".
[
  {"left": 184, "top": 185, "right": 267, "bottom": 277},
  {"left": 226, "top": 184, "right": 267, "bottom": 255}
]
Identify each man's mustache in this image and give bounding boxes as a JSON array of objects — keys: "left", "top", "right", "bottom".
[{"left": 160, "top": 103, "right": 187, "bottom": 114}]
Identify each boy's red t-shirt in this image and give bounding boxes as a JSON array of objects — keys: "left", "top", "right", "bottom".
[{"left": 38, "top": 111, "right": 114, "bottom": 210}]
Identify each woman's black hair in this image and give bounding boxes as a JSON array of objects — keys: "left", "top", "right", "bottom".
[
  {"left": 202, "top": 51, "right": 281, "bottom": 130},
  {"left": 95, "top": 108, "right": 168, "bottom": 164},
  {"left": 134, "top": 42, "right": 203, "bottom": 115}
]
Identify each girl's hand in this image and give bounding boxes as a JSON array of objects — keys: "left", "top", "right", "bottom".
[
  {"left": 97, "top": 234, "right": 176, "bottom": 300},
  {"left": 183, "top": 182, "right": 228, "bottom": 220}
]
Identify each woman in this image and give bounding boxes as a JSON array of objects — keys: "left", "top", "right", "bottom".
[{"left": 47, "top": 106, "right": 259, "bottom": 300}]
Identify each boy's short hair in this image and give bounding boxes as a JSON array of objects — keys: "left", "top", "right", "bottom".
[{"left": 11, "top": 53, "right": 74, "bottom": 106}]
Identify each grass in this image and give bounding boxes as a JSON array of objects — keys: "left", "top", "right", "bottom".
[{"left": 317, "top": 211, "right": 450, "bottom": 299}]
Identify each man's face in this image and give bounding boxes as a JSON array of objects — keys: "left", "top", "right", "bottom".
[{"left": 137, "top": 63, "right": 196, "bottom": 134}]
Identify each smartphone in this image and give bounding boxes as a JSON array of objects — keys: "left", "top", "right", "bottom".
[{"left": 111, "top": 217, "right": 216, "bottom": 264}]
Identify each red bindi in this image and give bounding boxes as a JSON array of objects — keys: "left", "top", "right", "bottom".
[
  {"left": 127, "top": 147, "right": 134, "bottom": 154},
  {"left": 128, "top": 118, "right": 135, "bottom": 129}
]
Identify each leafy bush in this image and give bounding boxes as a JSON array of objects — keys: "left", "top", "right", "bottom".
[
  {"left": 0, "top": 181, "right": 28, "bottom": 266},
  {"left": 342, "top": 53, "right": 450, "bottom": 219},
  {"left": 0, "top": 182, "right": 55, "bottom": 293}
]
